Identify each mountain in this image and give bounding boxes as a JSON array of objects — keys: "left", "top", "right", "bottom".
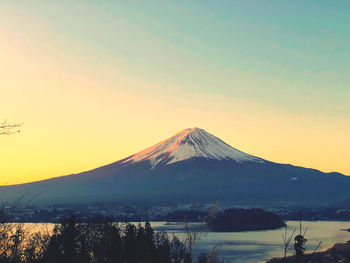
[
  {"left": 1, "top": 128, "right": 349, "bottom": 207},
  {"left": 121, "top": 128, "right": 264, "bottom": 168}
]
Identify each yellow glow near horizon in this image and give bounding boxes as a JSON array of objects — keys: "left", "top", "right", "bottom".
[
  {"left": 1, "top": 2, "right": 350, "bottom": 185},
  {"left": 1, "top": 62, "right": 350, "bottom": 185}
]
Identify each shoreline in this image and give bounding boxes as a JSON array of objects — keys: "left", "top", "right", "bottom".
[{"left": 267, "top": 240, "right": 350, "bottom": 263}]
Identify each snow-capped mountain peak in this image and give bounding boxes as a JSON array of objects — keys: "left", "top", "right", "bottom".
[{"left": 122, "top": 128, "right": 264, "bottom": 168}]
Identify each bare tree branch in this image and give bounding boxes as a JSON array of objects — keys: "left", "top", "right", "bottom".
[
  {"left": 282, "top": 226, "right": 296, "bottom": 262},
  {"left": 0, "top": 120, "right": 23, "bottom": 135}
]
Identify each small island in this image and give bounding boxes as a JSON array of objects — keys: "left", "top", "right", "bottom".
[{"left": 206, "top": 208, "right": 286, "bottom": 232}]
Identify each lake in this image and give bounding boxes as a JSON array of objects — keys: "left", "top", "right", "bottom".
[
  {"left": 20, "top": 220, "right": 350, "bottom": 263},
  {"left": 151, "top": 221, "right": 350, "bottom": 263}
]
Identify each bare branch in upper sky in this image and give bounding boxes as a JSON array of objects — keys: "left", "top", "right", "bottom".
[{"left": 0, "top": 120, "right": 23, "bottom": 135}]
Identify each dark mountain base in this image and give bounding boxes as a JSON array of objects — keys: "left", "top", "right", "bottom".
[{"left": 1, "top": 158, "right": 349, "bottom": 207}]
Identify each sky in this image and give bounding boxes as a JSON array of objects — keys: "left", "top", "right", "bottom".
[{"left": 1, "top": 0, "right": 350, "bottom": 185}]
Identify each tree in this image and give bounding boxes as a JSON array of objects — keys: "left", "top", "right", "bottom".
[
  {"left": 0, "top": 120, "right": 22, "bottom": 135},
  {"left": 106, "top": 224, "right": 123, "bottom": 263},
  {"left": 61, "top": 214, "right": 77, "bottom": 263},
  {"left": 293, "top": 211, "right": 308, "bottom": 263},
  {"left": 124, "top": 224, "right": 138, "bottom": 263},
  {"left": 294, "top": 234, "right": 307, "bottom": 263},
  {"left": 170, "top": 236, "right": 188, "bottom": 263}
]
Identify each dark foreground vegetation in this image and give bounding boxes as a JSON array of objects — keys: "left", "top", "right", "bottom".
[
  {"left": 0, "top": 215, "right": 199, "bottom": 263},
  {"left": 206, "top": 208, "right": 286, "bottom": 232}
]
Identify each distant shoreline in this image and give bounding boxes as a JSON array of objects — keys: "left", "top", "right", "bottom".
[{"left": 5, "top": 218, "right": 350, "bottom": 224}]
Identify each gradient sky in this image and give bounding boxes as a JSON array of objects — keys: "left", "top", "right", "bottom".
[{"left": 1, "top": 1, "right": 350, "bottom": 185}]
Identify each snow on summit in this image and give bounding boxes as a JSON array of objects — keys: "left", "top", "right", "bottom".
[{"left": 123, "top": 128, "right": 264, "bottom": 168}]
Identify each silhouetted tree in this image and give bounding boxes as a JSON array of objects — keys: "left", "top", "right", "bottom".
[
  {"left": 293, "top": 211, "right": 307, "bottom": 263},
  {"left": 294, "top": 234, "right": 307, "bottom": 263},
  {"left": 103, "top": 223, "right": 124, "bottom": 263},
  {"left": 155, "top": 231, "right": 171, "bottom": 263},
  {"left": 62, "top": 215, "right": 77, "bottom": 262},
  {"left": 43, "top": 226, "right": 63, "bottom": 263},
  {"left": 124, "top": 223, "right": 139, "bottom": 263},
  {"left": 170, "top": 236, "right": 188, "bottom": 263},
  {"left": 144, "top": 221, "right": 157, "bottom": 263}
]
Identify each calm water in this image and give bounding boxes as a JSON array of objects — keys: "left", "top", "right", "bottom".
[
  {"left": 151, "top": 221, "right": 350, "bottom": 263},
  {"left": 21, "top": 221, "right": 350, "bottom": 263}
]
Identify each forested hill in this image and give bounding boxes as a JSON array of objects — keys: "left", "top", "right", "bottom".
[{"left": 206, "top": 208, "right": 286, "bottom": 232}]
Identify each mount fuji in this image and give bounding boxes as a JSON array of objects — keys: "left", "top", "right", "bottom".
[
  {"left": 1, "top": 128, "right": 350, "bottom": 206},
  {"left": 121, "top": 128, "right": 264, "bottom": 168}
]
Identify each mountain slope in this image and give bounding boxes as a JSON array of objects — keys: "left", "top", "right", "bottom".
[
  {"left": 122, "top": 128, "right": 263, "bottom": 168},
  {"left": 1, "top": 128, "right": 349, "bottom": 206}
]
